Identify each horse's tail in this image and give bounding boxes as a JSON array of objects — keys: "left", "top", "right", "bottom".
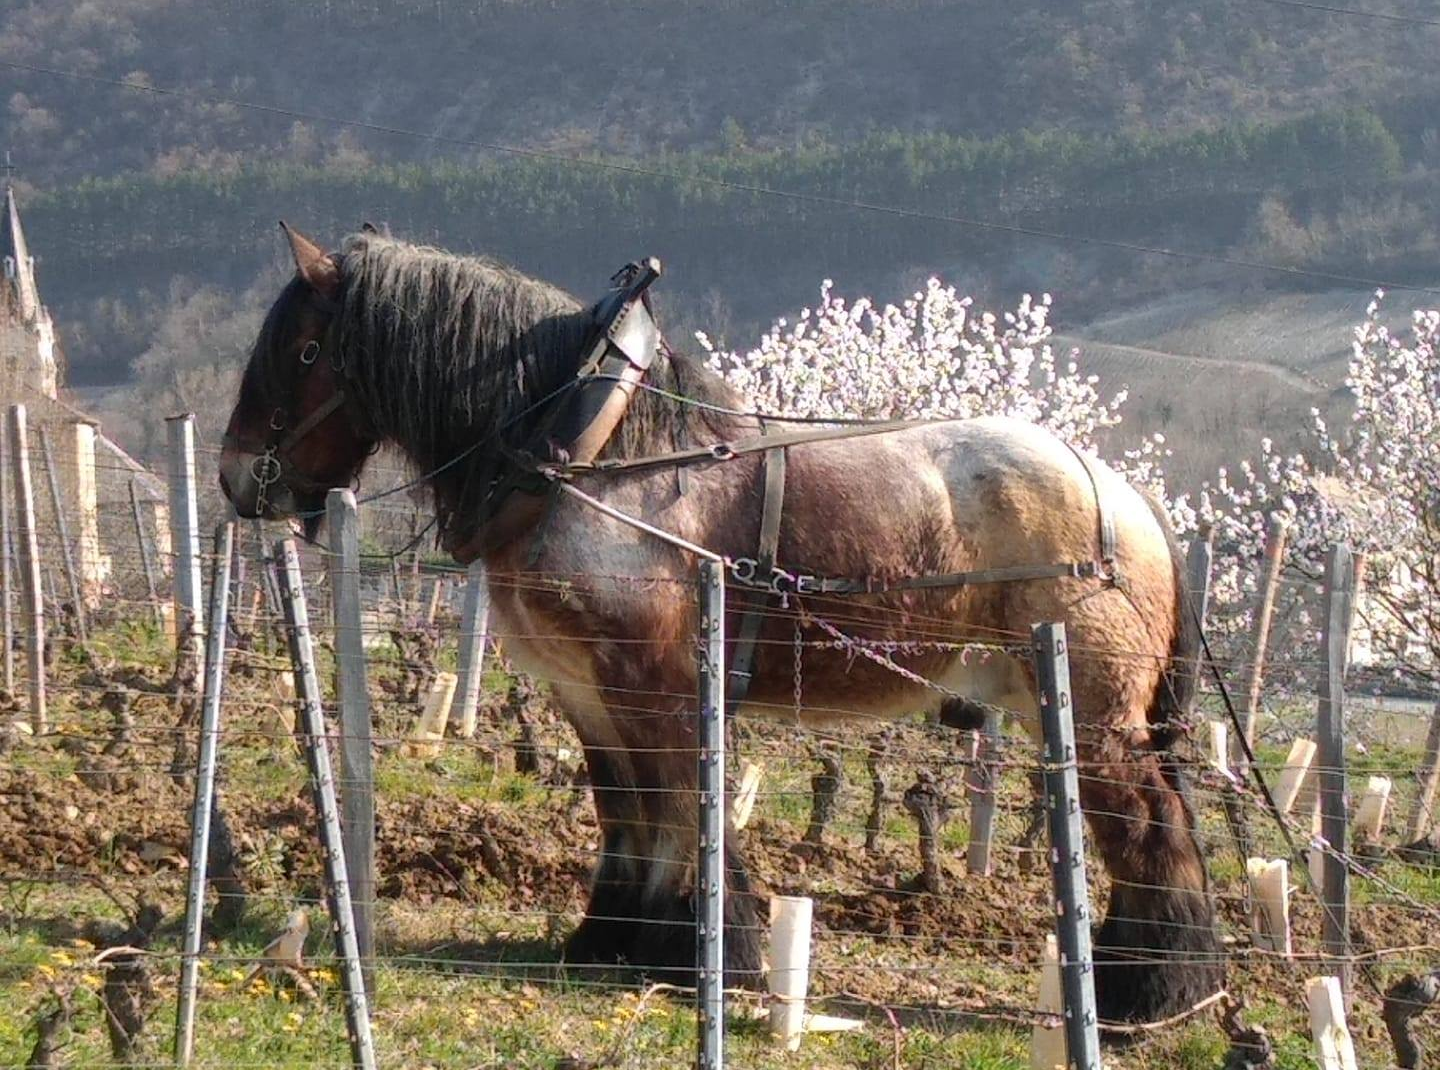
[{"left": 1141, "top": 490, "right": 1200, "bottom": 753}]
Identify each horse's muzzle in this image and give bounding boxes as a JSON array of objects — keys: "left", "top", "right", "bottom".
[{"left": 218, "top": 450, "right": 295, "bottom": 519}]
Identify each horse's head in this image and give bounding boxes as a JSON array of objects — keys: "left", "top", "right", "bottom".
[{"left": 219, "top": 223, "right": 375, "bottom": 531}]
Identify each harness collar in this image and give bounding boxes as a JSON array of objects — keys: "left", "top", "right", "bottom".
[{"left": 439, "top": 257, "right": 665, "bottom": 560}]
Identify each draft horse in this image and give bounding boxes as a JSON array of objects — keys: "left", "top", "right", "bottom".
[{"left": 219, "top": 224, "right": 1224, "bottom": 1023}]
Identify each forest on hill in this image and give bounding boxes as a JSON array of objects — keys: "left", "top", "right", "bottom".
[
  {"left": 7, "top": 0, "right": 1440, "bottom": 180},
  {"left": 3, "top": 0, "right": 1439, "bottom": 460}
]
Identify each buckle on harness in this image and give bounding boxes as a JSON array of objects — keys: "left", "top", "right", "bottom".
[{"left": 726, "top": 558, "right": 816, "bottom": 604}]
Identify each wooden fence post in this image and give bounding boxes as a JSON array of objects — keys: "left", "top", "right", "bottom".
[
  {"left": 7, "top": 405, "right": 43, "bottom": 732},
  {"left": 37, "top": 424, "right": 88, "bottom": 643},
  {"left": 327, "top": 489, "right": 375, "bottom": 994},
  {"left": 129, "top": 479, "right": 163, "bottom": 627},
  {"left": 1184, "top": 525, "right": 1214, "bottom": 679},
  {"left": 1031, "top": 932, "right": 1066, "bottom": 1069},
  {"left": 1317, "top": 544, "right": 1354, "bottom": 1004},
  {"left": 966, "top": 707, "right": 1000, "bottom": 876},
  {"left": 175, "top": 522, "right": 234, "bottom": 1066},
  {"left": 255, "top": 520, "right": 281, "bottom": 628},
  {"left": 276, "top": 538, "right": 377, "bottom": 1070},
  {"left": 453, "top": 561, "right": 490, "bottom": 739},
  {"left": 0, "top": 431, "right": 13, "bottom": 694},
  {"left": 1406, "top": 703, "right": 1440, "bottom": 842},
  {"left": 166, "top": 414, "right": 204, "bottom": 671},
  {"left": 389, "top": 557, "right": 405, "bottom": 621},
  {"left": 1032, "top": 621, "right": 1101, "bottom": 1070},
  {"left": 1186, "top": 527, "right": 1252, "bottom": 862},
  {"left": 151, "top": 498, "right": 173, "bottom": 576},
  {"left": 1238, "top": 515, "right": 1289, "bottom": 768},
  {"left": 66, "top": 420, "right": 107, "bottom": 603}
]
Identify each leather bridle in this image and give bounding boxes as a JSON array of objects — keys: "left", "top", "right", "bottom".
[{"left": 222, "top": 284, "right": 365, "bottom": 514}]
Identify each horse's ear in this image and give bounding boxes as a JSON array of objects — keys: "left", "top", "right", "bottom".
[{"left": 279, "top": 221, "right": 340, "bottom": 301}]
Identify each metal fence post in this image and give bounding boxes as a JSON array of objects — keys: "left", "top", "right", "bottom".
[
  {"left": 175, "top": 521, "right": 234, "bottom": 1066},
  {"left": 1318, "top": 544, "right": 1354, "bottom": 1005},
  {"left": 276, "top": 537, "right": 378, "bottom": 1070},
  {"left": 38, "top": 424, "right": 87, "bottom": 643},
  {"left": 1032, "top": 621, "right": 1101, "bottom": 1070},
  {"left": 454, "top": 561, "right": 491, "bottom": 739},
  {"left": 696, "top": 558, "right": 726, "bottom": 1070},
  {"left": 327, "top": 489, "right": 376, "bottom": 992},
  {"left": 7, "top": 405, "right": 43, "bottom": 732},
  {"left": 166, "top": 414, "right": 204, "bottom": 670}
]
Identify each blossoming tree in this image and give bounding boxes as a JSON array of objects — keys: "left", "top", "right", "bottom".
[
  {"left": 701, "top": 278, "right": 1128, "bottom": 445},
  {"left": 705, "top": 279, "right": 1437, "bottom": 682},
  {"left": 1196, "top": 296, "right": 1440, "bottom": 682},
  {"left": 701, "top": 276, "right": 1175, "bottom": 527}
]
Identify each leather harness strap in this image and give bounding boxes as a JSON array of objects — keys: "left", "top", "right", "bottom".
[
  {"left": 559, "top": 419, "right": 916, "bottom": 479},
  {"left": 1064, "top": 440, "right": 1118, "bottom": 568},
  {"left": 725, "top": 438, "right": 787, "bottom": 716}
]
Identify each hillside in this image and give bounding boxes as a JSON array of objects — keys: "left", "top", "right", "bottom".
[
  {"left": 5, "top": 0, "right": 1440, "bottom": 478},
  {"left": 6, "top": 0, "right": 1440, "bottom": 182}
]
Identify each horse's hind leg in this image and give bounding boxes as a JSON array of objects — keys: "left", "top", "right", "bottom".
[{"left": 1067, "top": 657, "right": 1225, "bottom": 1023}]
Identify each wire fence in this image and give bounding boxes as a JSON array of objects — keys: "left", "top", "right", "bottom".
[{"left": 0, "top": 410, "right": 1439, "bottom": 1068}]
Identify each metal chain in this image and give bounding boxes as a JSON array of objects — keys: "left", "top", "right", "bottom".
[
  {"left": 793, "top": 618, "right": 804, "bottom": 721},
  {"left": 800, "top": 603, "right": 965, "bottom": 700},
  {"left": 251, "top": 445, "right": 281, "bottom": 517}
]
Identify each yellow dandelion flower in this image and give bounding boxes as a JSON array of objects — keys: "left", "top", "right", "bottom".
[
  {"left": 227, "top": 968, "right": 246, "bottom": 982},
  {"left": 314, "top": 968, "right": 338, "bottom": 983},
  {"left": 278, "top": 989, "right": 292, "bottom": 1003},
  {"left": 285, "top": 1011, "right": 303, "bottom": 1024},
  {"left": 69, "top": 938, "right": 95, "bottom": 950},
  {"left": 81, "top": 973, "right": 103, "bottom": 988},
  {"left": 34, "top": 964, "right": 55, "bottom": 979},
  {"left": 49, "top": 951, "right": 73, "bottom": 966}
]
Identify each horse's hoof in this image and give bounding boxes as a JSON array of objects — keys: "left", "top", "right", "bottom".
[
  {"left": 561, "top": 914, "right": 629, "bottom": 968},
  {"left": 1094, "top": 886, "right": 1225, "bottom": 1024}
]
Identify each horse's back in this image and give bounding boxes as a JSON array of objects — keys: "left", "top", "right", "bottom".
[{"left": 792, "top": 414, "right": 1169, "bottom": 571}]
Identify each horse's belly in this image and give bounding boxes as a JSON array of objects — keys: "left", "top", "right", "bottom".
[{"left": 746, "top": 643, "right": 1038, "bottom": 732}]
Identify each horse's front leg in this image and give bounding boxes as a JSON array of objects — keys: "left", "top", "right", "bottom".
[{"left": 555, "top": 691, "right": 764, "bottom": 985}]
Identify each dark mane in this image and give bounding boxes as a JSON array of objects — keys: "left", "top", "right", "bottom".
[{"left": 329, "top": 234, "right": 750, "bottom": 512}]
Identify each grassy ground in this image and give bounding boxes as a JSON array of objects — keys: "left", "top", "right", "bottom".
[{"left": 1, "top": 617, "right": 1438, "bottom": 1068}]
